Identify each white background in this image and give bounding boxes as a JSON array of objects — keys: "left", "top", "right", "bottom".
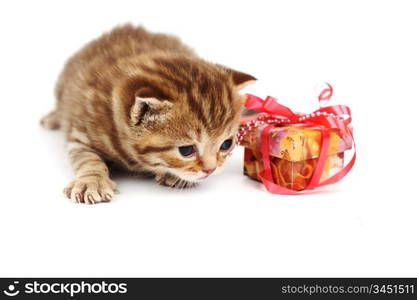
[{"left": 0, "top": 0, "right": 416, "bottom": 277}]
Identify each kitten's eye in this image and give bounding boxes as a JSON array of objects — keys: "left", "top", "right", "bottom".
[
  {"left": 178, "top": 145, "right": 196, "bottom": 157},
  {"left": 220, "top": 139, "right": 233, "bottom": 151}
]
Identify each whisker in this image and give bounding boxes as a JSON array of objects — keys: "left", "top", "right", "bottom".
[
  {"left": 180, "top": 180, "right": 187, "bottom": 192},
  {"left": 175, "top": 179, "right": 183, "bottom": 192},
  {"left": 171, "top": 177, "right": 180, "bottom": 188}
]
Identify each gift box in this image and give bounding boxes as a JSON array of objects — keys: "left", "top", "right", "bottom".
[
  {"left": 241, "top": 123, "right": 352, "bottom": 191},
  {"left": 238, "top": 84, "right": 355, "bottom": 194}
]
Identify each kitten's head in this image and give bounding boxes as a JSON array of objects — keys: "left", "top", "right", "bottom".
[{"left": 119, "top": 56, "right": 255, "bottom": 183}]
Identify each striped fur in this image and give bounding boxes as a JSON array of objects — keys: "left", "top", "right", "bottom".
[{"left": 41, "top": 24, "right": 256, "bottom": 204}]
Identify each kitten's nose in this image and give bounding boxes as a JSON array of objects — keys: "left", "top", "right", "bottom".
[{"left": 202, "top": 167, "right": 216, "bottom": 175}]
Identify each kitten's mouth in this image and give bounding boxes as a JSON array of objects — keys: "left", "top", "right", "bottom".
[
  {"left": 174, "top": 171, "right": 214, "bottom": 183},
  {"left": 183, "top": 174, "right": 209, "bottom": 182}
]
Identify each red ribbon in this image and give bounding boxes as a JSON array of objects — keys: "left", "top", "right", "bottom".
[{"left": 245, "top": 84, "right": 356, "bottom": 195}]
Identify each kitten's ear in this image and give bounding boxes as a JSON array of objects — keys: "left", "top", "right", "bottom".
[
  {"left": 228, "top": 69, "right": 257, "bottom": 90},
  {"left": 130, "top": 87, "right": 173, "bottom": 126}
]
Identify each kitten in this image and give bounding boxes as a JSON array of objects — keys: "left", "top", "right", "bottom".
[{"left": 41, "top": 24, "right": 256, "bottom": 204}]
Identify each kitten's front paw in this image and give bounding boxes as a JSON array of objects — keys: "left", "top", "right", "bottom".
[
  {"left": 63, "top": 176, "right": 118, "bottom": 204},
  {"left": 155, "top": 173, "right": 196, "bottom": 189}
]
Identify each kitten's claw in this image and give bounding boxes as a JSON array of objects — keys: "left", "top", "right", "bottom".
[{"left": 63, "top": 176, "right": 117, "bottom": 204}]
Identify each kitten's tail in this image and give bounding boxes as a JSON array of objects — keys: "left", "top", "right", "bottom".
[{"left": 40, "top": 110, "right": 61, "bottom": 130}]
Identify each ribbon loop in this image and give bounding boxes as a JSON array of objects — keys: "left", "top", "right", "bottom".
[
  {"left": 263, "top": 96, "right": 297, "bottom": 119},
  {"left": 318, "top": 82, "right": 333, "bottom": 107}
]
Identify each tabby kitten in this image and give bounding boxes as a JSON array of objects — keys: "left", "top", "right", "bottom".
[{"left": 41, "top": 25, "right": 256, "bottom": 204}]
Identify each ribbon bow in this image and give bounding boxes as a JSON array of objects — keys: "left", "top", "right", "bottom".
[
  {"left": 245, "top": 84, "right": 352, "bottom": 132},
  {"left": 242, "top": 84, "right": 356, "bottom": 195}
]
